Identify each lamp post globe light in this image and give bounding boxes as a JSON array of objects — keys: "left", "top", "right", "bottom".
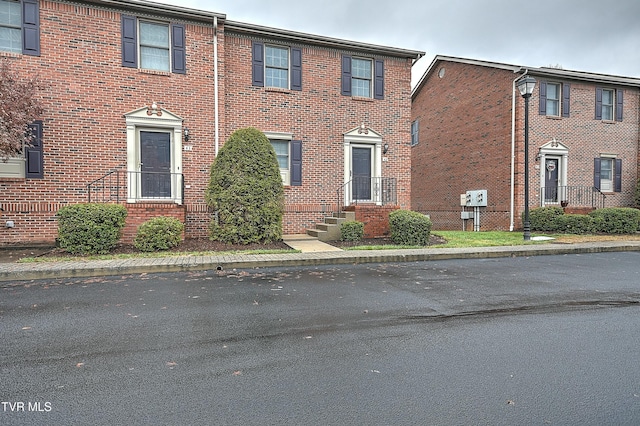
[{"left": 516, "top": 76, "right": 536, "bottom": 241}]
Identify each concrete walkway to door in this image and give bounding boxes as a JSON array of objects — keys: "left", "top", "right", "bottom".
[{"left": 282, "top": 234, "right": 343, "bottom": 252}]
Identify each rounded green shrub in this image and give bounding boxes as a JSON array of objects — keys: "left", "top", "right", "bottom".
[
  {"left": 589, "top": 207, "right": 640, "bottom": 234},
  {"left": 389, "top": 210, "right": 432, "bottom": 246},
  {"left": 206, "top": 127, "right": 284, "bottom": 244},
  {"left": 527, "top": 206, "right": 564, "bottom": 232},
  {"left": 57, "top": 203, "right": 127, "bottom": 254},
  {"left": 134, "top": 216, "right": 184, "bottom": 252},
  {"left": 635, "top": 178, "right": 640, "bottom": 208},
  {"left": 555, "top": 214, "right": 595, "bottom": 234},
  {"left": 340, "top": 221, "right": 364, "bottom": 242}
]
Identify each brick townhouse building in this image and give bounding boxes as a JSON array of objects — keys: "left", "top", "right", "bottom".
[
  {"left": 0, "top": 0, "right": 423, "bottom": 246},
  {"left": 411, "top": 56, "right": 640, "bottom": 231}
]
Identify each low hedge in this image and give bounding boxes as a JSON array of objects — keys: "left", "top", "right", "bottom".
[
  {"left": 57, "top": 203, "right": 127, "bottom": 254},
  {"left": 134, "top": 216, "right": 184, "bottom": 252},
  {"left": 555, "top": 214, "right": 595, "bottom": 234},
  {"left": 589, "top": 207, "right": 640, "bottom": 234},
  {"left": 340, "top": 221, "right": 364, "bottom": 242},
  {"left": 389, "top": 210, "right": 432, "bottom": 246},
  {"left": 527, "top": 206, "right": 564, "bottom": 232}
]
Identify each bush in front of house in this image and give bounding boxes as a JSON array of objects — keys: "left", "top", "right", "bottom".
[
  {"left": 57, "top": 203, "right": 127, "bottom": 254},
  {"left": 133, "top": 216, "right": 184, "bottom": 252},
  {"left": 635, "top": 178, "right": 640, "bottom": 209},
  {"left": 389, "top": 210, "right": 432, "bottom": 246},
  {"left": 206, "top": 127, "right": 284, "bottom": 244},
  {"left": 589, "top": 207, "right": 640, "bottom": 234},
  {"left": 340, "top": 221, "right": 364, "bottom": 242},
  {"left": 555, "top": 214, "right": 595, "bottom": 234},
  {"left": 527, "top": 206, "right": 564, "bottom": 232}
]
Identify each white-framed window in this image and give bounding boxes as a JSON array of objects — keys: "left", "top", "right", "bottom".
[
  {"left": 270, "top": 139, "right": 290, "bottom": 185},
  {"left": 599, "top": 157, "right": 614, "bottom": 192},
  {"left": 546, "top": 82, "right": 560, "bottom": 116},
  {"left": 411, "top": 120, "right": 419, "bottom": 146},
  {"left": 351, "top": 58, "right": 372, "bottom": 98},
  {"left": 265, "top": 131, "right": 293, "bottom": 185},
  {"left": 265, "top": 45, "right": 289, "bottom": 89},
  {"left": 601, "top": 89, "right": 614, "bottom": 121},
  {"left": 0, "top": 0, "right": 21, "bottom": 53},
  {"left": 139, "top": 21, "right": 170, "bottom": 72}
]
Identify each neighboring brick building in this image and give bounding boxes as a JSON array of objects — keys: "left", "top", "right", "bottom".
[
  {"left": 411, "top": 56, "right": 640, "bottom": 231},
  {"left": 0, "top": 0, "right": 423, "bottom": 245}
]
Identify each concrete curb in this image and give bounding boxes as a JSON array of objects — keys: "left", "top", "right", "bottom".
[{"left": 1, "top": 241, "right": 640, "bottom": 284}]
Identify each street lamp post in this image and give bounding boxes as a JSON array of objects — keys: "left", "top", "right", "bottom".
[{"left": 516, "top": 76, "right": 536, "bottom": 241}]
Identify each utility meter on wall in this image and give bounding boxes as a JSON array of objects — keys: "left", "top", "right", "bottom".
[{"left": 464, "top": 190, "right": 487, "bottom": 207}]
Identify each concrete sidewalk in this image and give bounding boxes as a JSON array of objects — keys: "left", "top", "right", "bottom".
[{"left": 2, "top": 239, "right": 640, "bottom": 283}]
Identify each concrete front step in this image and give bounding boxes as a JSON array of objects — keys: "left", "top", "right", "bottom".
[{"left": 306, "top": 211, "right": 356, "bottom": 242}]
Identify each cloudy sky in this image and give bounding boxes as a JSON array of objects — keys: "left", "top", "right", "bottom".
[{"left": 153, "top": 0, "right": 640, "bottom": 87}]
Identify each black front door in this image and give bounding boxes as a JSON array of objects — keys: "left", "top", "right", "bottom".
[
  {"left": 352, "top": 147, "right": 372, "bottom": 200},
  {"left": 140, "top": 131, "right": 171, "bottom": 198},
  {"left": 544, "top": 158, "right": 559, "bottom": 202}
]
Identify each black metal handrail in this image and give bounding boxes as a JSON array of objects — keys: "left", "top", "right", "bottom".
[
  {"left": 337, "top": 177, "right": 397, "bottom": 212},
  {"left": 88, "top": 170, "right": 184, "bottom": 204},
  {"left": 539, "top": 185, "right": 605, "bottom": 209}
]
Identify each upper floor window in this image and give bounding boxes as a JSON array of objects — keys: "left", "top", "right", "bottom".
[
  {"left": 121, "top": 15, "right": 185, "bottom": 74},
  {"left": 0, "top": 0, "right": 39, "bottom": 56},
  {"left": 139, "top": 21, "right": 170, "bottom": 72},
  {"left": 595, "top": 87, "right": 623, "bottom": 122},
  {"left": 539, "top": 81, "right": 569, "bottom": 117},
  {"left": 252, "top": 41, "right": 302, "bottom": 91},
  {"left": 265, "top": 45, "right": 289, "bottom": 89},
  {"left": 411, "top": 120, "right": 419, "bottom": 146},
  {"left": 351, "top": 58, "right": 372, "bottom": 98},
  {"left": 342, "top": 55, "right": 384, "bottom": 99},
  {"left": 0, "top": 0, "right": 20, "bottom": 53}
]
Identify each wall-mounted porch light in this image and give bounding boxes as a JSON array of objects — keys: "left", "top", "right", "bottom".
[
  {"left": 183, "top": 128, "right": 190, "bottom": 142},
  {"left": 383, "top": 143, "right": 389, "bottom": 154}
]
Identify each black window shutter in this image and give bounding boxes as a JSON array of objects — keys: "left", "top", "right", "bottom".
[
  {"left": 290, "top": 140, "right": 302, "bottom": 186},
  {"left": 341, "top": 55, "right": 352, "bottom": 96},
  {"left": 171, "top": 24, "right": 186, "bottom": 74},
  {"left": 593, "top": 158, "right": 601, "bottom": 190},
  {"left": 22, "top": 0, "right": 39, "bottom": 56},
  {"left": 121, "top": 15, "right": 137, "bottom": 68},
  {"left": 291, "top": 48, "right": 302, "bottom": 91},
  {"left": 25, "top": 121, "right": 43, "bottom": 179},
  {"left": 562, "top": 83, "right": 570, "bottom": 118},
  {"left": 595, "top": 87, "right": 602, "bottom": 120},
  {"left": 614, "top": 159, "right": 622, "bottom": 192},
  {"left": 252, "top": 42, "right": 264, "bottom": 87},
  {"left": 538, "top": 81, "right": 547, "bottom": 115},
  {"left": 615, "top": 89, "right": 623, "bottom": 122},
  {"left": 374, "top": 60, "right": 384, "bottom": 100}
]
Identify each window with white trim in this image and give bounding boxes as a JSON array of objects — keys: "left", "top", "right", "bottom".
[
  {"left": 139, "top": 21, "right": 170, "bottom": 72},
  {"left": 351, "top": 58, "right": 372, "bottom": 98},
  {"left": 0, "top": 0, "right": 20, "bottom": 53},
  {"left": 545, "top": 83, "right": 560, "bottom": 116},
  {"left": 270, "top": 139, "right": 290, "bottom": 185},
  {"left": 411, "top": 120, "right": 419, "bottom": 146},
  {"left": 265, "top": 45, "right": 289, "bottom": 89},
  {"left": 601, "top": 89, "right": 614, "bottom": 121}
]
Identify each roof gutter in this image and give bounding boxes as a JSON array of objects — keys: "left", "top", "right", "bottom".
[{"left": 225, "top": 20, "right": 424, "bottom": 59}]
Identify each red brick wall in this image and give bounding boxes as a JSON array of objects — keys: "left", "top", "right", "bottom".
[
  {"left": 1, "top": 1, "right": 220, "bottom": 245},
  {"left": 411, "top": 61, "right": 515, "bottom": 230},
  {"left": 412, "top": 60, "right": 640, "bottom": 231},
  {"left": 346, "top": 204, "right": 399, "bottom": 238},
  {"left": 223, "top": 33, "right": 414, "bottom": 234},
  {"left": 121, "top": 203, "right": 186, "bottom": 243}
]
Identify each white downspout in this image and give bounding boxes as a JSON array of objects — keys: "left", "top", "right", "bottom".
[
  {"left": 510, "top": 70, "right": 528, "bottom": 231},
  {"left": 214, "top": 16, "right": 220, "bottom": 156}
]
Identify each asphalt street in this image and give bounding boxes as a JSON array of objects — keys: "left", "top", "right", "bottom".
[{"left": 1, "top": 252, "right": 640, "bottom": 425}]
